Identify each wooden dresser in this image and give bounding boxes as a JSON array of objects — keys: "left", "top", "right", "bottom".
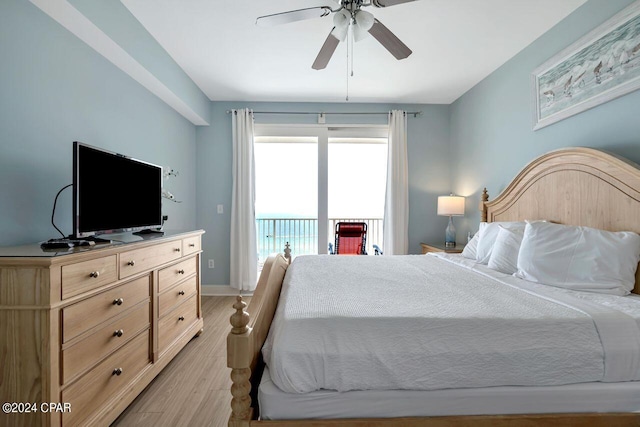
[{"left": 0, "top": 230, "right": 204, "bottom": 427}]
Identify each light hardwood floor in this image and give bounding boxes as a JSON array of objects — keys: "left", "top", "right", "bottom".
[{"left": 112, "top": 296, "right": 247, "bottom": 427}]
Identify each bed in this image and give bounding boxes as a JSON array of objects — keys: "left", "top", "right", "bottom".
[{"left": 226, "top": 147, "right": 640, "bottom": 426}]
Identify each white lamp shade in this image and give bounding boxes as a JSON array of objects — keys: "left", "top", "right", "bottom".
[
  {"left": 356, "top": 10, "right": 375, "bottom": 30},
  {"left": 353, "top": 10, "right": 374, "bottom": 42},
  {"left": 333, "top": 10, "right": 350, "bottom": 28},
  {"left": 331, "top": 25, "right": 349, "bottom": 42},
  {"left": 332, "top": 10, "right": 351, "bottom": 42},
  {"left": 333, "top": 9, "right": 350, "bottom": 27},
  {"left": 353, "top": 24, "right": 368, "bottom": 42},
  {"left": 437, "top": 195, "right": 465, "bottom": 216}
]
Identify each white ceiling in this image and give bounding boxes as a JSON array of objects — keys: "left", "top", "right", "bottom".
[{"left": 121, "top": 0, "right": 587, "bottom": 104}]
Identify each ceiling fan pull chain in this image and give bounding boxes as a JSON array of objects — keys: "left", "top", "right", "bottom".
[
  {"left": 346, "top": 24, "right": 349, "bottom": 100},
  {"left": 346, "top": 28, "right": 350, "bottom": 101},
  {"left": 350, "top": 25, "right": 354, "bottom": 77},
  {"left": 346, "top": 32, "right": 349, "bottom": 101}
]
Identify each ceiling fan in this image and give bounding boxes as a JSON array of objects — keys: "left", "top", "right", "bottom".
[{"left": 256, "top": 0, "right": 418, "bottom": 70}]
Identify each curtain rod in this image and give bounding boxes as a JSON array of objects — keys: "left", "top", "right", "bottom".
[{"left": 226, "top": 110, "right": 422, "bottom": 118}]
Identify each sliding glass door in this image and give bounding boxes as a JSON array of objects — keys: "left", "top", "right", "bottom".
[
  {"left": 328, "top": 135, "right": 387, "bottom": 254},
  {"left": 254, "top": 125, "right": 387, "bottom": 264},
  {"left": 254, "top": 136, "right": 318, "bottom": 266}
]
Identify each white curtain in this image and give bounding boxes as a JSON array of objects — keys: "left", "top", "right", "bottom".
[
  {"left": 230, "top": 109, "right": 258, "bottom": 291},
  {"left": 383, "top": 110, "right": 409, "bottom": 255}
]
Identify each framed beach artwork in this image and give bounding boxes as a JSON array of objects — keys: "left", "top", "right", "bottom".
[{"left": 532, "top": 0, "right": 640, "bottom": 130}]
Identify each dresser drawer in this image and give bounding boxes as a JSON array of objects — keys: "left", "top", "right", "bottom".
[
  {"left": 62, "top": 331, "right": 150, "bottom": 426},
  {"left": 61, "top": 255, "right": 118, "bottom": 299},
  {"left": 62, "top": 275, "right": 150, "bottom": 343},
  {"left": 182, "top": 235, "right": 201, "bottom": 256},
  {"left": 158, "top": 294, "right": 198, "bottom": 354},
  {"left": 158, "top": 276, "right": 198, "bottom": 318},
  {"left": 119, "top": 240, "right": 183, "bottom": 279},
  {"left": 158, "top": 256, "right": 197, "bottom": 293},
  {"left": 62, "top": 302, "right": 150, "bottom": 384}
]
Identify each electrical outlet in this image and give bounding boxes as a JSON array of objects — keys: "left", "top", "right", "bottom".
[
  {"left": 217, "top": 204, "right": 223, "bottom": 214},
  {"left": 208, "top": 259, "right": 215, "bottom": 269}
]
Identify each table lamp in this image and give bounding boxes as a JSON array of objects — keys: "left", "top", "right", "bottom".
[{"left": 437, "top": 194, "right": 465, "bottom": 247}]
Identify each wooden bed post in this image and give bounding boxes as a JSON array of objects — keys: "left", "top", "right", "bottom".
[
  {"left": 480, "top": 188, "right": 489, "bottom": 222},
  {"left": 228, "top": 296, "right": 252, "bottom": 427},
  {"left": 227, "top": 251, "right": 291, "bottom": 427},
  {"left": 284, "top": 242, "right": 291, "bottom": 264}
]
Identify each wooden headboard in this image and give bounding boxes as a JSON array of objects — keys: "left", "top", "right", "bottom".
[{"left": 481, "top": 147, "right": 640, "bottom": 295}]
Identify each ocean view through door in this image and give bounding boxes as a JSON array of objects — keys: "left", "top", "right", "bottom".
[
  {"left": 254, "top": 136, "right": 318, "bottom": 267},
  {"left": 254, "top": 126, "right": 388, "bottom": 267}
]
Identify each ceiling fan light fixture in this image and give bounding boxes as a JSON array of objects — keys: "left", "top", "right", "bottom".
[
  {"left": 353, "top": 25, "right": 369, "bottom": 42},
  {"left": 353, "top": 10, "right": 374, "bottom": 42},
  {"left": 331, "top": 24, "right": 349, "bottom": 42},
  {"left": 333, "top": 9, "right": 351, "bottom": 28},
  {"left": 331, "top": 10, "right": 351, "bottom": 42},
  {"left": 355, "top": 10, "right": 375, "bottom": 31}
]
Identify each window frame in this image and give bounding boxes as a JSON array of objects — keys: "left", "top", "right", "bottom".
[{"left": 254, "top": 123, "right": 388, "bottom": 254}]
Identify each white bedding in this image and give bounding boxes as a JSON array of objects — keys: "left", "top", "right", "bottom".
[
  {"left": 262, "top": 254, "right": 640, "bottom": 394},
  {"left": 259, "top": 366, "right": 640, "bottom": 419},
  {"left": 435, "top": 253, "right": 640, "bottom": 382}
]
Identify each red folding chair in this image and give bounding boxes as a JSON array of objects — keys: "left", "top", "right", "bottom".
[{"left": 332, "top": 222, "right": 367, "bottom": 255}]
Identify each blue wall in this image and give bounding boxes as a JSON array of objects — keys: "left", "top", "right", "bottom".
[
  {"left": 7, "top": 0, "right": 628, "bottom": 290},
  {"left": 0, "top": 0, "right": 197, "bottom": 245},
  {"left": 450, "top": 0, "right": 640, "bottom": 236},
  {"left": 68, "top": 0, "right": 210, "bottom": 123},
  {"left": 197, "top": 102, "right": 451, "bottom": 285},
  {"left": 0, "top": 0, "right": 451, "bottom": 290}
]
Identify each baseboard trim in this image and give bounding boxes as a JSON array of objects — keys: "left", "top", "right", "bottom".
[{"left": 202, "top": 284, "right": 253, "bottom": 297}]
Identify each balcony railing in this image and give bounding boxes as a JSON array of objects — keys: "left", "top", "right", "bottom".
[{"left": 256, "top": 217, "right": 383, "bottom": 264}]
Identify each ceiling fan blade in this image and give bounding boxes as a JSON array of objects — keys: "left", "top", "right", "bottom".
[
  {"left": 312, "top": 29, "right": 340, "bottom": 70},
  {"left": 372, "top": 0, "right": 419, "bottom": 7},
  {"left": 256, "top": 6, "right": 332, "bottom": 27},
  {"left": 368, "top": 19, "right": 412, "bottom": 60}
]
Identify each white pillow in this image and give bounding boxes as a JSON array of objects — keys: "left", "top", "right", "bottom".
[
  {"left": 461, "top": 232, "right": 479, "bottom": 259},
  {"left": 515, "top": 221, "right": 640, "bottom": 295},
  {"left": 476, "top": 221, "right": 526, "bottom": 264},
  {"left": 487, "top": 226, "right": 525, "bottom": 274}
]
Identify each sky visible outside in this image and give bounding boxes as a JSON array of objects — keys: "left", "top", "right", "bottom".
[
  {"left": 254, "top": 139, "right": 387, "bottom": 219},
  {"left": 255, "top": 141, "right": 318, "bottom": 218},
  {"left": 328, "top": 141, "right": 387, "bottom": 218}
]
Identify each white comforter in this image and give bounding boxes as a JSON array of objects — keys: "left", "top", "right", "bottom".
[{"left": 262, "top": 254, "right": 640, "bottom": 393}]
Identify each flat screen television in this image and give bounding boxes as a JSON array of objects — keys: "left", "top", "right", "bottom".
[{"left": 73, "top": 141, "right": 163, "bottom": 239}]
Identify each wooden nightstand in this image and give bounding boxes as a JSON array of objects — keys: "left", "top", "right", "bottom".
[{"left": 421, "top": 242, "right": 465, "bottom": 254}]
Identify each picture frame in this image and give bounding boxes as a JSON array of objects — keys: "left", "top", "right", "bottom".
[{"left": 532, "top": 0, "right": 640, "bottom": 130}]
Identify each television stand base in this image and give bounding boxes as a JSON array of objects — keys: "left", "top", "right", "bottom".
[
  {"left": 66, "top": 235, "right": 112, "bottom": 244},
  {"left": 133, "top": 229, "right": 164, "bottom": 236},
  {"left": 84, "top": 235, "right": 112, "bottom": 244}
]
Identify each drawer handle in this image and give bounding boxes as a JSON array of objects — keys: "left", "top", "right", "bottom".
[
  {"left": 174, "top": 248, "right": 181, "bottom": 252},
  {"left": 113, "top": 329, "right": 124, "bottom": 337},
  {"left": 113, "top": 298, "right": 124, "bottom": 306},
  {"left": 127, "top": 260, "right": 136, "bottom": 266},
  {"left": 178, "top": 269, "right": 185, "bottom": 275},
  {"left": 89, "top": 271, "right": 100, "bottom": 278},
  {"left": 178, "top": 290, "right": 185, "bottom": 296},
  {"left": 178, "top": 316, "right": 185, "bottom": 321},
  {"left": 188, "top": 243, "right": 195, "bottom": 247},
  {"left": 112, "top": 367, "right": 123, "bottom": 376}
]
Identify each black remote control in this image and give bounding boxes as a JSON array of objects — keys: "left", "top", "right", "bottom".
[{"left": 41, "top": 241, "right": 74, "bottom": 250}]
